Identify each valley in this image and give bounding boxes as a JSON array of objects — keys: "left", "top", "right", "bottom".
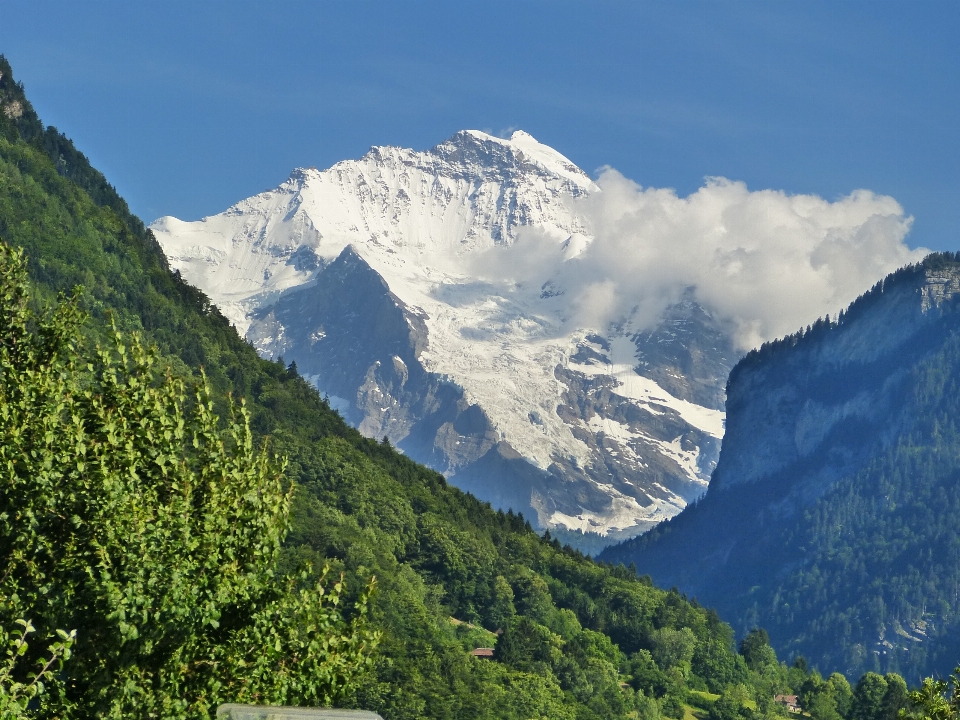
[{"left": 1, "top": 46, "right": 959, "bottom": 720}]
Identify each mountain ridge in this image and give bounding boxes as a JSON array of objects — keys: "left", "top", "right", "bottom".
[
  {"left": 152, "top": 128, "right": 733, "bottom": 545},
  {"left": 601, "top": 253, "right": 960, "bottom": 679}
]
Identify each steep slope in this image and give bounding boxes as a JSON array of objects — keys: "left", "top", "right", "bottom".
[
  {"left": 602, "top": 254, "right": 960, "bottom": 680},
  {"left": 152, "top": 129, "right": 733, "bottom": 544},
  {"left": 0, "top": 54, "right": 781, "bottom": 720}
]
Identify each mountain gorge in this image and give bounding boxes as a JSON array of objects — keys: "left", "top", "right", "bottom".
[
  {"left": 602, "top": 255, "right": 960, "bottom": 680},
  {"left": 152, "top": 130, "right": 734, "bottom": 547}
]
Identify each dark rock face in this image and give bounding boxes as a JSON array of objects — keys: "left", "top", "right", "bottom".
[
  {"left": 631, "top": 296, "right": 737, "bottom": 412},
  {"left": 248, "top": 246, "right": 583, "bottom": 522},
  {"left": 552, "top": 365, "right": 717, "bottom": 508},
  {"left": 248, "top": 247, "right": 736, "bottom": 543},
  {"left": 250, "top": 246, "right": 494, "bottom": 465}
]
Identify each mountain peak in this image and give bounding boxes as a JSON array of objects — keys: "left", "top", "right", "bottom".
[
  {"left": 287, "top": 166, "right": 319, "bottom": 183},
  {"left": 435, "top": 129, "right": 594, "bottom": 190},
  {"left": 152, "top": 129, "right": 719, "bottom": 544}
]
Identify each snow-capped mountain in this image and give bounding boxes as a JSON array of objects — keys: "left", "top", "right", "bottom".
[{"left": 151, "top": 130, "right": 735, "bottom": 547}]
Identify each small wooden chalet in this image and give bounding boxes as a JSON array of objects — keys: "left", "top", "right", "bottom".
[{"left": 774, "top": 694, "right": 801, "bottom": 714}]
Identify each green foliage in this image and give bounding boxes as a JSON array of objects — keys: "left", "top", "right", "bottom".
[
  {"left": 832, "top": 673, "right": 856, "bottom": 718},
  {"left": 709, "top": 684, "right": 755, "bottom": 720},
  {"left": 652, "top": 626, "right": 697, "bottom": 676},
  {"left": 694, "top": 633, "right": 750, "bottom": 694},
  {"left": 852, "top": 674, "right": 891, "bottom": 720},
  {"left": 485, "top": 574, "right": 516, "bottom": 630},
  {"left": 450, "top": 618, "right": 497, "bottom": 652},
  {"left": 884, "top": 675, "right": 910, "bottom": 720},
  {"left": 796, "top": 667, "right": 911, "bottom": 720},
  {"left": 0, "top": 243, "right": 378, "bottom": 716},
  {"left": 741, "top": 629, "right": 778, "bottom": 673},
  {"left": 0, "top": 620, "right": 74, "bottom": 719},
  {"left": 4, "top": 55, "right": 917, "bottom": 719},
  {"left": 900, "top": 667, "right": 960, "bottom": 720},
  {"left": 627, "top": 648, "right": 673, "bottom": 697},
  {"left": 494, "top": 616, "right": 563, "bottom": 672}
]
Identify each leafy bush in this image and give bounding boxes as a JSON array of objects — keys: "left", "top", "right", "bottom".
[
  {"left": 0, "top": 243, "right": 378, "bottom": 717},
  {"left": 0, "top": 620, "right": 74, "bottom": 719}
]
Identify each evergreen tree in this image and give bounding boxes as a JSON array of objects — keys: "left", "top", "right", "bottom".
[
  {"left": 882, "top": 674, "right": 909, "bottom": 720},
  {"left": 852, "top": 674, "right": 889, "bottom": 720},
  {"left": 741, "top": 628, "right": 778, "bottom": 671}
]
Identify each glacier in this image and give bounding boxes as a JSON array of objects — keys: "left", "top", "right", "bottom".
[{"left": 151, "top": 129, "right": 735, "bottom": 547}]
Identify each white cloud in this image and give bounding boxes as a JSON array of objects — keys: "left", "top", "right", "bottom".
[{"left": 475, "top": 169, "right": 924, "bottom": 350}]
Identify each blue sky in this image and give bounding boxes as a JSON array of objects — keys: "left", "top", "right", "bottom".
[{"left": 2, "top": 1, "right": 958, "bottom": 250}]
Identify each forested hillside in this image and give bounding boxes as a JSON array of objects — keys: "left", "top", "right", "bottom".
[
  {"left": 0, "top": 55, "right": 786, "bottom": 720},
  {"left": 5, "top": 53, "right": 956, "bottom": 720},
  {"left": 603, "top": 256, "right": 960, "bottom": 683}
]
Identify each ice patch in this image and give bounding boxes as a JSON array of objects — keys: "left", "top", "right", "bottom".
[{"left": 572, "top": 335, "right": 725, "bottom": 439}]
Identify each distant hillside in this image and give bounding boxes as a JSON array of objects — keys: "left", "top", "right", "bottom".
[
  {"left": 0, "top": 54, "right": 791, "bottom": 720},
  {"left": 602, "top": 254, "right": 960, "bottom": 681}
]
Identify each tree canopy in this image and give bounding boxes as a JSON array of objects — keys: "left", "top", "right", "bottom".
[{"left": 0, "top": 242, "right": 378, "bottom": 716}]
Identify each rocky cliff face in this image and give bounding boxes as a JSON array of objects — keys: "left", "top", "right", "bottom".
[
  {"left": 709, "top": 261, "right": 960, "bottom": 502},
  {"left": 601, "top": 255, "right": 960, "bottom": 677},
  {"left": 151, "top": 130, "right": 733, "bottom": 547}
]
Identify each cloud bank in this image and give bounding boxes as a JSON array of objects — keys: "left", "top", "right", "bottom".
[{"left": 478, "top": 170, "right": 925, "bottom": 350}]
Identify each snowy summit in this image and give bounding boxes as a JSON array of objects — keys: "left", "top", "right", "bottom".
[{"left": 151, "top": 130, "right": 732, "bottom": 548}]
